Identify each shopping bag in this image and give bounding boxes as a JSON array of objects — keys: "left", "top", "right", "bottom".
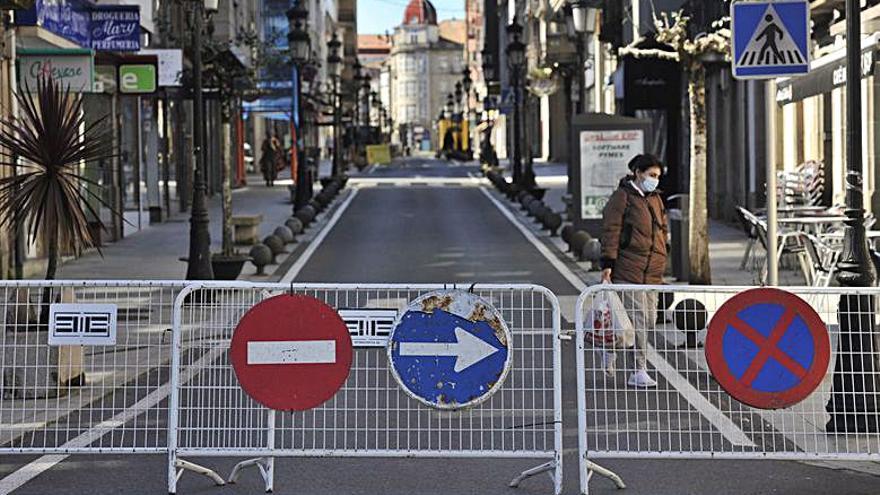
[{"left": 585, "top": 288, "right": 635, "bottom": 349}]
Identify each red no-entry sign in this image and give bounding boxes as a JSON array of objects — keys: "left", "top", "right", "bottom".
[{"left": 230, "top": 294, "right": 353, "bottom": 411}]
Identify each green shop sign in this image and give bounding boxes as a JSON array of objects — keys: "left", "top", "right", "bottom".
[{"left": 118, "top": 64, "right": 156, "bottom": 94}]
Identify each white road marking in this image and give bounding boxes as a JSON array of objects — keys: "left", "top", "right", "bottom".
[
  {"left": 480, "top": 186, "right": 756, "bottom": 448},
  {"left": 0, "top": 347, "right": 225, "bottom": 495},
  {"left": 479, "top": 187, "right": 587, "bottom": 292},
  {"left": 399, "top": 327, "right": 500, "bottom": 372},
  {"left": 247, "top": 340, "right": 336, "bottom": 365},
  {"left": 280, "top": 189, "right": 359, "bottom": 283}
]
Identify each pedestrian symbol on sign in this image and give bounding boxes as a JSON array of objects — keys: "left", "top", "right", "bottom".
[{"left": 732, "top": 1, "right": 810, "bottom": 79}]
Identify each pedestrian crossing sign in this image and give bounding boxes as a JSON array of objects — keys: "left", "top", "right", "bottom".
[{"left": 732, "top": 1, "right": 810, "bottom": 79}]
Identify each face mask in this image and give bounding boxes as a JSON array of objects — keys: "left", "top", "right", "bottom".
[{"left": 641, "top": 176, "right": 659, "bottom": 193}]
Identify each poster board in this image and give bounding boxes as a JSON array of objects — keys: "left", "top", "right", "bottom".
[{"left": 570, "top": 113, "right": 651, "bottom": 236}]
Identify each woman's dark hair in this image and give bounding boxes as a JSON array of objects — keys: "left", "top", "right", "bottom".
[{"left": 627, "top": 154, "right": 662, "bottom": 173}]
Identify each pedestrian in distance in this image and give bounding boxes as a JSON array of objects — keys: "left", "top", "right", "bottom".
[
  {"left": 599, "top": 154, "right": 668, "bottom": 388},
  {"left": 260, "top": 135, "right": 278, "bottom": 187}
]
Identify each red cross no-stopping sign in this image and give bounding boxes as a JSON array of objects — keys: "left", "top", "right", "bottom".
[{"left": 705, "top": 288, "right": 830, "bottom": 410}]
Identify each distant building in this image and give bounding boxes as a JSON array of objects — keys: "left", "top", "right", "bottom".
[{"left": 386, "top": 0, "right": 465, "bottom": 150}]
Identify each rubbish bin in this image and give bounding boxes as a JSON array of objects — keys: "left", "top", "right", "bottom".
[{"left": 668, "top": 194, "right": 689, "bottom": 282}]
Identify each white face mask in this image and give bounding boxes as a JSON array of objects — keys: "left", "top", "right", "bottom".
[{"left": 640, "top": 176, "right": 659, "bottom": 193}]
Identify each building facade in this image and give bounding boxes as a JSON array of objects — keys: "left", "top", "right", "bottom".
[{"left": 387, "top": 0, "right": 464, "bottom": 150}]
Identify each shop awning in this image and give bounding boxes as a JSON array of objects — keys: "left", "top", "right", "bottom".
[{"left": 776, "top": 33, "right": 880, "bottom": 105}]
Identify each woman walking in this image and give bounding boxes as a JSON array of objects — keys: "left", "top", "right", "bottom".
[{"left": 599, "top": 154, "right": 668, "bottom": 388}]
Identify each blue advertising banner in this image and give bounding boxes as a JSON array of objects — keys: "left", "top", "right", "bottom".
[
  {"left": 35, "top": 0, "right": 91, "bottom": 48},
  {"left": 90, "top": 6, "right": 140, "bottom": 51},
  {"left": 17, "top": 0, "right": 140, "bottom": 51}
]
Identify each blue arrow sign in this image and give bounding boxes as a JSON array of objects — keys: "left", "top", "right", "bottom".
[
  {"left": 388, "top": 298, "right": 512, "bottom": 410},
  {"left": 732, "top": 1, "right": 811, "bottom": 79}
]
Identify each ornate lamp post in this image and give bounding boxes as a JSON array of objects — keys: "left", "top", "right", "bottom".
[
  {"left": 352, "top": 59, "right": 363, "bottom": 163},
  {"left": 185, "top": 0, "right": 219, "bottom": 280},
  {"left": 826, "top": 0, "right": 880, "bottom": 433},
  {"left": 506, "top": 17, "right": 527, "bottom": 187},
  {"left": 461, "top": 68, "right": 473, "bottom": 158},
  {"left": 361, "top": 74, "right": 372, "bottom": 146},
  {"left": 326, "top": 32, "right": 342, "bottom": 178},
  {"left": 287, "top": 0, "right": 311, "bottom": 212}
]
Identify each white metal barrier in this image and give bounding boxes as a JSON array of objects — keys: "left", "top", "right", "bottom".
[
  {"left": 0, "top": 280, "right": 187, "bottom": 454},
  {"left": 168, "top": 282, "right": 564, "bottom": 494},
  {"left": 576, "top": 284, "right": 880, "bottom": 494}
]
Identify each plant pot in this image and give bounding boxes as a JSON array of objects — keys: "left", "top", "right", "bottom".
[{"left": 211, "top": 254, "right": 251, "bottom": 281}]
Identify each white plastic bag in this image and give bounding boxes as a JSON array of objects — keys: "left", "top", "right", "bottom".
[{"left": 585, "top": 287, "right": 635, "bottom": 350}]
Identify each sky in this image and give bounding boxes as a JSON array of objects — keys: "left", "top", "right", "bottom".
[{"left": 357, "top": 0, "right": 465, "bottom": 34}]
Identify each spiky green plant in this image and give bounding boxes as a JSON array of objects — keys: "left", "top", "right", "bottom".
[{"left": 0, "top": 77, "right": 115, "bottom": 281}]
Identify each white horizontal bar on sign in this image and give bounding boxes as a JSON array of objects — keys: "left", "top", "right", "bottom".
[{"left": 247, "top": 340, "right": 336, "bottom": 365}]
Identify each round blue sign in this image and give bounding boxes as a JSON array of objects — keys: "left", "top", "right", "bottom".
[{"left": 388, "top": 290, "right": 513, "bottom": 410}]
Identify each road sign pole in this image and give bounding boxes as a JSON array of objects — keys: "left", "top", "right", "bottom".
[
  {"left": 765, "top": 80, "right": 778, "bottom": 286},
  {"left": 826, "top": 0, "right": 880, "bottom": 433}
]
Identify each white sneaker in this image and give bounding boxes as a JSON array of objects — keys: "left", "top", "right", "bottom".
[
  {"left": 627, "top": 370, "right": 657, "bottom": 388},
  {"left": 601, "top": 351, "right": 617, "bottom": 376}
]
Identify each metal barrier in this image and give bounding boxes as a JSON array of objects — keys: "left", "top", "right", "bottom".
[
  {"left": 576, "top": 284, "right": 880, "bottom": 494},
  {"left": 168, "top": 282, "right": 563, "bottom": 494},
  {"left": 0, "top": 280, "right": 187, "bottom": 454}
]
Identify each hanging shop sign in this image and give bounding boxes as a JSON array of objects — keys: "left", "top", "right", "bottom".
[
  {"left": 119, "top": 63, "right": 157, "bottom": 93},
  {"left": 18, "top": 0, "right": 140, "bottom": 51},
  {"left": 18, "top": 48, "right": 95, "bottom": 93},
  {"left": 776, "top": 46, "right": 876, "bottom": 105},
  {"left": 90, "top": 6, "right": 140, "bottom": 51},
  {"left": 138, "top": 49, "right": 183, "bottom": 86}
]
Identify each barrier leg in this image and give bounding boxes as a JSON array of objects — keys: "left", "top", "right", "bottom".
[
  {"left": 175, "top": 459, "right": 226, "bottom": 487},
  {"left": 509, "top": 460, "right": 555, "bottom": 488},
  {"left": 228, "top": 409, "right": 276, "bottom": 493},
  {"left": 584, "top": 459, "right": 626, "bottom": 490}
]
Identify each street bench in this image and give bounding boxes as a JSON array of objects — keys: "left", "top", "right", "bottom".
[{"left": 231, "top": 214, "right": 263, "bottom": 245}]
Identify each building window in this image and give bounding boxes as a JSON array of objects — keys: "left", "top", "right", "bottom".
[
  {"left": 437, "top": 56, "right": 448, "bottom": 72},
  {"left": 406, "top": 80, "right": 417, "bottom": 96}
]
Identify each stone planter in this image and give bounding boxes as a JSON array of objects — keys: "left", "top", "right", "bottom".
[{"left": 211, "top": 254, "right": 251, "bottom": 281}]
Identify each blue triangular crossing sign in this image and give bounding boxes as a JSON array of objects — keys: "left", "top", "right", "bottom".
[{"left": 732, "top": 1, "right": 810, "bottom": 79}]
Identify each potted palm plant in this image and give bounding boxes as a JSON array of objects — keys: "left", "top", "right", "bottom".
[
  {"left": 0, "top": 77, "right": 116, "bottom": 396},
  {"left": 0, "top": 77, "right": 115, "bottom": 281}
]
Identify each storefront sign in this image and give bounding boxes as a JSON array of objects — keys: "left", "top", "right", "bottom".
[
  {"left": 579, "top": 130, "right": 644, "bottom": 219},
  {"left": 34, "top": 0, "right": 91, "bottom": 47},
  {"left": 119, "top": 63, "right": 156, "bottom": 93},
  {"left": 90, "top": 6, "right": 140, "bottom": 51},
  {"left": 18, "top": 49, "right": 94, "bottom": 92},
  {"left": 138, "top": 49, "right": 182, "bottom": 86},
  {"left": 777, "top": 47, "right": 876, "bottom": 105},
  {"left": 18, "top": 0, "right": 140, "bottom": 51}
]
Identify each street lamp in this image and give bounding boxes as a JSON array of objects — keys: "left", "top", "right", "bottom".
[
  {"left": 482, "top": 48, "right": 496, "bottom": 82},
  {"left": 826, "top": 0, "right": 880, "bottom": 433},
  {"left": 327, "top": 32, "right": 343, "bottom": 178},
  {"left": 361, "top": 74, "right": 371, "bottom": 145},
  {"left": 185, "top": 0, "right": 220, "bottom": 280},
  {"left": 506, "top": 16, "right": 527, "bottom": 187},
  {"left": 288, "top": 0, "right": 311, "bottom": 212},
  {"left": 352, "top": 59, "right": 363, "bottom": 161},
  {"left": 462, "top": 68, "right": 473, "bottom": 158}
]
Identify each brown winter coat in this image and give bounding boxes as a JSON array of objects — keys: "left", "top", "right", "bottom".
[{"left": 600, "top": 179, "right": 669, "bottom": 284}]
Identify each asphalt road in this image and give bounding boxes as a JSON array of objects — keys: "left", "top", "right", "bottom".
[{"left": 2, "top": 157, "right": 879, "bottom": 495}]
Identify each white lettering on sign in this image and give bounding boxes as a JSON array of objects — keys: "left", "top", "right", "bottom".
[
  {"left": 399, "top": 327, "right": 499, "bottom": 372},
  {"left": 247, "top": 340, "right": 336, "bottom": 365}
]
